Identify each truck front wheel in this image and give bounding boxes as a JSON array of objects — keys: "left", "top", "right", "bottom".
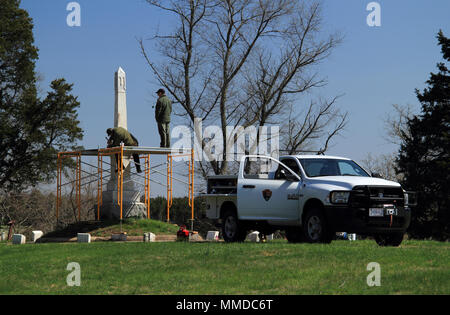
[
  {"left": 221, "top": 210, "right": 246, "bottom": 242},
  {"left": 303, "top": 208, "right": 332, "bottom": 243}
]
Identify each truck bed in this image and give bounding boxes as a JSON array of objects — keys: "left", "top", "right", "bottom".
[
  {"left": 203, "top": 175, "right": 238, "bottom": 220},
  {"left": 206, "top": 175, "right": 238, "bottom": 195}
]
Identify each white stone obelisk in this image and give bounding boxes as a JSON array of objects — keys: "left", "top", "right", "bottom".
[
  {"left": 100, "top": 67, "right": 146, "bottom": 219},
  {"left": 114, "top": 67, "right": 127, "bottom": 130},
  {"left": 109, "top": 67, "right": 131, "bottom": 184}
]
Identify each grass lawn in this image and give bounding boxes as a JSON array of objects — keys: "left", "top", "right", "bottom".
[
  {"left": 88, "top": 218, "right": 180, "bottom": 237},
  {"left": 0, "top": 240, "right": 448, "bottom": 294}
]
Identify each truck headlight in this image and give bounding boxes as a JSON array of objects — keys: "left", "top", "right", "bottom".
[
  {"left": 330, "top": 191, "right": 350, "bottom": 204},
  {"left": 404, "top": 191, "right": 417, "bottom": 206},
  {"left": 404, "top": 192, "right": 409, "bottom": 207}
]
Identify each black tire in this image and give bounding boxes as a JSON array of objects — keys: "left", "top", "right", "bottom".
[
  {"left": 285, "top": 227, "right": 304, "bottom": 243},
  {"left": 221, "top": 210, "right": 246, "bottom": 242},
  {"left": 374, "top": 233, "right": 404, "bottom": 247},
  {"left": 302, "top": 208, "right": 332, "bottom": 243}
]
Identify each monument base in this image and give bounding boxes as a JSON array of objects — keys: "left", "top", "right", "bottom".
[
  {"left": 99, "top": 202, "right": 147, "bottom": 220},
  {"left": 98, "top": 188, "right": 147, "bottom": 220}
]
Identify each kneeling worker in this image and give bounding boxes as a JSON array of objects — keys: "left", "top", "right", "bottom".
[{"left": 106, "top": 127, "right": 142, "bottom": 173}]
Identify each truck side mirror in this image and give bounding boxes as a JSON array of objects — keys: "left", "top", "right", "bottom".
[
  {"left": 371, "top": 172, "right": 383, "bottom": 178},
  {"left": 281, "top": 169, "right": 299, "bottom": 182}
]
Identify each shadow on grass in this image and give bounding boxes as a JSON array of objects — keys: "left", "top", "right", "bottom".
[
  {"left": 43, "top": 220, "right": 120, "bottom": 238},
  {"left": 42, "top": 218, "right": 181, "bottom": 240}
]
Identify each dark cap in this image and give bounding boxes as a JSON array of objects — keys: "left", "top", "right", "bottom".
[
  {"left": 106, "top": 128, "right": 113, "bottom": 135},
  {"left": 156, "top": 88, "right": 165, "bottom": 94}
]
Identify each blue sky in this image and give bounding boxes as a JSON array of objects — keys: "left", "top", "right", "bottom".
[{"left": 21, "top": 0, "right": 449, "bottom": 165}]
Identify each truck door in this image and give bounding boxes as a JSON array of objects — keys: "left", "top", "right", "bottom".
[{"left": 237, "top": 156, "right": 301, "bottom": 221}]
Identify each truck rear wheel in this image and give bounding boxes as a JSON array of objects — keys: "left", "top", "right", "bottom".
[
  {"left": 303, "top": 208, "right": 332, "bottom": 243},
  {"left": 374, "top": 233, "right": 404, "bottom": 247},
  {"left": 221, "top": 210, "right": 246, "bottom": 243}
]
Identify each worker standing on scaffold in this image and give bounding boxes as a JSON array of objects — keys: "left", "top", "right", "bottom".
[
  {"left": 106, "top": 127, "right": 142, "bottom": 173},
  {"left": 155, "top": 88, "right": 172, "bottom": 148}
]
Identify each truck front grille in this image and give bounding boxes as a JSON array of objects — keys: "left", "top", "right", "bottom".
[{"left": 350, "top": 186, "right": 404, "bottom": 208}]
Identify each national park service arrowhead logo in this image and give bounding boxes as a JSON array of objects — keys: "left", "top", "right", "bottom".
[{"left": 262, "top": 189, "right": 272, "bottom": 201}]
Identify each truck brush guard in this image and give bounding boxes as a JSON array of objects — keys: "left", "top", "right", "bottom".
[
  {"left": 350, "top": 186, "right": 405, "bottom": 208},
  {"left": 349, "top": 186, "right": 408, "bottom": 229}
]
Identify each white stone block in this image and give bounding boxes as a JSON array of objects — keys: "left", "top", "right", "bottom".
[
  {"left": 143, "top": 232, "right": 156, "bottom": 242},
  {"left": 247, "top": 231, "right": 260, "bottom": 242},
  {"left": 206, "top": 231, "right": 220, "bottom": 241},
  {"left": 189, "top": 232, "right": 203, "bottom": 242},
  {"left": 32, "top": 230, "right": 44, "bottom": 243},
  {"left": 12, "top": 234, "right": 26, "bottom": 244},
  {"left": 266, "top": 234, "right": 274, "bottom": 241},
  {"left": 0, "top": 231, "right": 6, "bottom": 241},
  {"left": 348, "top": 233, "right": 357, "bottom": 241},
  {"left": 77, "top": 233, "right": 91, "bottom": 243}
]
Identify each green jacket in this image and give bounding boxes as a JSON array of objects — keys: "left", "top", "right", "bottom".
[
  {"left": 108, "top": 127, "right": 138, "bottom": 147},
  {"left": 155, "top": 95, "right": 172, "bottom": 123}
]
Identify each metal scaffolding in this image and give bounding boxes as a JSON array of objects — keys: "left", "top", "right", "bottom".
[{"left": 56, "top": 145, "right": 194, "bottom": 223}]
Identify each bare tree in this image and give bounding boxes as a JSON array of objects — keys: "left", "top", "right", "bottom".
[
  {"left": 140, "top": 0, "right": 212, "bottom": 121},
  {"left": 141, "top": 0, "right": 347, "bottom": 176},
  {"left": 360, "top": 153, "right": 402, "bottom": 182},
  {"left": 0, "top": 190, "right": 56, "bottom": 237},
  {"left": 282, "top": 97, "right": 347, "bottom": 155},
  {"left": 140, "top": 0, "right": 217, "bottom": 178},
  {"left": 238, "top": 3, "right": 346, "bottom": 153},
  {"left": 0, "top": 165, "right": 98, "bottom": 238},
  {"left": 360, "top": 104, "right": 417, "bottom": 183},
  {"left": 383, "top": 103, "right": 416, "bottom": 145}
]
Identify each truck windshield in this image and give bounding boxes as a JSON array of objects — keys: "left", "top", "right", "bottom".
[{"left": 298, "top": 158, "right": 370, "bottom": 178}]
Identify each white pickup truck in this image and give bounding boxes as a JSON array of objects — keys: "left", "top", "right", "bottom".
[{"left": 204, "top": 154, "right": 413, "bottom": 246}]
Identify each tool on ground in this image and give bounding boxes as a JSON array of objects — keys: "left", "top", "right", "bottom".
[{"left": 177, "top": 225, "right": 190, "bottom": 241}]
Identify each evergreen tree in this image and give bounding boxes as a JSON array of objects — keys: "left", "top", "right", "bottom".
[
  {"left": 397, "top": 30, "right": 449, "bottom": 240},
  {"left": 0, "top": 0, "right": 83, "bottom": 191}
]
